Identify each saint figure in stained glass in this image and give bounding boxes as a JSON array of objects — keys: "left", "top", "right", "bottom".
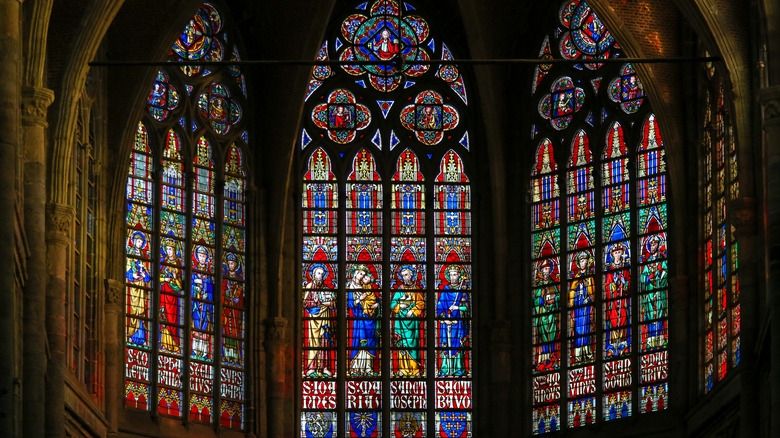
[
  {"left": 347, "top": 264, "right": 380, "bottom": 376},
  {"left": 391, "top": 265, "right": 424, "bottom": 377},
  {"left": 436, "top": 264, "right": 469, "bottom": 377},
  {"left": 191, "top": 246, "right": 215, "bottom": 359},
  {"left": 569, "top": 252, "right": 595, "bottom": 363},
  {"left": 303, "top": 264, "right": 336, "bottom": 377},
  {"left": 222, "top": 253, "right": 244, "bottom": 366},
  {"left": 126, "top": 260, "right": 151, "bottom": 346}
]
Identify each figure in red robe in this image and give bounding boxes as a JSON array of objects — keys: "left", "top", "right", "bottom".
[{"left": 372, "top": 29, "right": 399, "bottom": 60}]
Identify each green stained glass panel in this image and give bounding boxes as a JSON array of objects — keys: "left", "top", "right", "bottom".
[
  {"left": 534, "top": 229, "right": 561, "bottom": 259},
  {"left": 568, "top": 221, "right": 595, "bottom": 251}
]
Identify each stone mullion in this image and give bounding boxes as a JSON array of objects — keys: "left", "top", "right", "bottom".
[
  {"left": 22, "top": 85, "right": 54, "bottom": 438},
  {"left": 182, "top": 166, "right": 195, "bottom": 424},
  {"left": 149, "top": 162, "right": 163, "bottom": 421},
  {"left": 559, "top": 159, "right": 570, "bottom": 428},
  {"left": 213, "top": 176, "right": 224, "bottom": 430},
  {"left": 382, "top": 173, "right": 390, "bottom": 438}
]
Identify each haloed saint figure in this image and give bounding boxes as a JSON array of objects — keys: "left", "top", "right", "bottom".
[
  {"left": 391, "top": 266, "right": 424, "bottom": 377},
  {"left": 569, "top": 252, "right": 595, "bottom": 363},
  {"left": 303, "top": 265, "right": 335, "bottom": 377},
  {"left": 347, "top": 264, "right": 380, "bottom": 376},
  {"left": 191, "top": 246, "right": 214, "bottom": 359},
  {"left": 437, "top": 265, "right": 469, "bottom": 376}
]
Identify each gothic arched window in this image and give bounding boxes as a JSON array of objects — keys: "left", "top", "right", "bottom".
[
  {"left": 124, "top": 3, "right": 249, "bottom": 429},
  {"left": 299, "top": 1, "right": 473, "bottom": 436},
  {"left": 700, "top": 64, "right": 741, "bottom": 393},
  {"left": 529, "top": 1, "right": 669, "bottom": 432}
]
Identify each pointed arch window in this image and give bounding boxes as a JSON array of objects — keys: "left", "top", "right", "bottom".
[
  {"left": 529, "top": 1, "right": 669, "bottom": 433},
  {"left": 124, "top": 3, "right": 250, "bottom": 429},
  {"left": 700, "top": 64, "right": 740, "bottom": 393},
  {"left": 299, "top": 1, "right": 473, "bottom": 436}
]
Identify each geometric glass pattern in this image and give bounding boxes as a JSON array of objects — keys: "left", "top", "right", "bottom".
[
  {"left": 529, "top": 2, "right": 669, "bottom": 433},
  {"left": 301, "top": 1, "right": 472, "bottom": 436},
  {"left": 125, "top": 3, "right": 248, "bottom": 430},
  {"left": 700, "top": 66, "right": 740, "bottom": 393}
]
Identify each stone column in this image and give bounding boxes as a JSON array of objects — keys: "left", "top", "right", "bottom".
[
  {"left": 759, "top": 86, "right": 780, "bottom": 438},
  {"left": 668, "top": 275, "right": 689, "bottom": 413},
  {"left": 0, "top": 0, "right": 21, "bottom": 434},
  {"left": 45, "top": 203, "right": 73, "bottom": 438},
  {"left": 487, "top": 322, "right": 511, "bottom": 436},
  {"left": 104, "top": 279, "right": 123, "bottom": 438},
  {"left": 729, "top": 198, "right": 758, "bottom": 438},
  {"left": 264, "top": 317, "right": 288, "bottom": 438},
  {"left": 21, "top": 86, "right": 54, "bottom": 438}
]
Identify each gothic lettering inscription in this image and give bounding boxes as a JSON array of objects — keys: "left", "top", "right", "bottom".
[
  {"left": 302, "top": 381, "right": 337, "bottom": 410},
  {"left": 641, "top": 351, "right": 668, "bottom": 384},
  {"left": 435, "top": 381, "right": 472, "bottom": 409},
  {"left": 125, "top": 348, "right": 149, "bottom": 381},
  {"left": 189, "top": 361, "right": 213, "bottom": 393},
  {"left": 533, "top": 373, "right": 561, "bottom": 405},
  {"left": 346, "top": 380, "right": 381, "bottom": 409},
  {"left": 157, "top": 355, "right": 183, "bottom": 388},
  {"left": 220, "top": 368, "right": 244, "bottom": 401},
  {"left": 604, "top": 358, "right": 632, "bottom": 390},
  {"left": 568, "top": 365, "right": 596, "bottom": 398},
  {"left": 390, "top": 381, "right": 427, "bottom": 409}
]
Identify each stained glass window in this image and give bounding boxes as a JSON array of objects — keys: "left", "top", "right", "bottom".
[
  {"left": 700, "top": 64, "right": 740, "bottom": 393},
  {"left": 529, "top": 2, "right": 669, "bottom": 432},
  {"left": 124, "top": 3, "right": 249, "bottom": 429},
  {"left": 300, "top": 1, "right": 473, "bottom": 436},
  {"left": 68, "top": 86, "right": 100, "bottom": 395}
]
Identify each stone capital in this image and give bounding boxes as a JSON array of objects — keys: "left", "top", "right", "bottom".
[
  {"left": 105, "top": 279, "right": 123, "bottom": 310},
  {"left": 264, "top": 317, "right": 288, "bottom": 342},
  {"left": 727, "top": 197, "right": 757, "bottom": 236},
  {"left": 759, "top": 86, "right": 780, "bottom": 131},
  {"left": 21, "top": 86, "right": 54, "bottom": 127},
  {"left": 46, "top": 202, "right": 74, "bottom": 245}
]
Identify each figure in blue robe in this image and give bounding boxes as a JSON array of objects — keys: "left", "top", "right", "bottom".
[
  {"left": 126, "top": 260, "right": 151, "bottom": 345},
  {"left": 437, "top": 265, "right": 470, "bottom": 376},
  {"left": 347, "top": 265, "right": 379, "bottom": 376}
]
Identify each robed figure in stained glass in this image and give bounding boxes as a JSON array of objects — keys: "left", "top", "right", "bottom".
[
  {"left": 159, "top": 242, "right": 183, "bottom": 354},
  {"left": 622, "top": 75, "right": 641, "bottom": 100},
  {"left": 303, "top": 264, "right": 335, "bottom": 377},
  {"left": 222, "top": 253, "right": 244, "bottom": 366},
  {"left": 391, "top": 265, "right": 425, "bottom": 377},
  {"left": 126, "top": 259, "right": 151, "bottom": 346},
  {"left": 419, "top": 107, "right": 439, "bottom": 130},
  {"left": 569, "top": 252, "right": 595, "bottom": 362},
  {"left": 437, "top": 265, "right": 470, "bottom": 376},
  {"left": 330, "top": 105, "right": 352, "bottom": 129},
  {"left": 347, "top": 264, "right": 380, "bottom": 376},
  {"left": 191, "top": 246, "right": 215, "bottom": 358},
  {"left": 128, "top": 231, "right": 149, "bottom": 257},
  {"left": 641, "top": 236, "right": 667, "bottom": 349},
  {"left": 534, "top": 259, "right": 559, "bottom": 369},
  {"left": 605, "top": 243, "right": 630, "bottom": 357},
  {"left": 370, "top": 28, "right": 400, "bottom": 60}
]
